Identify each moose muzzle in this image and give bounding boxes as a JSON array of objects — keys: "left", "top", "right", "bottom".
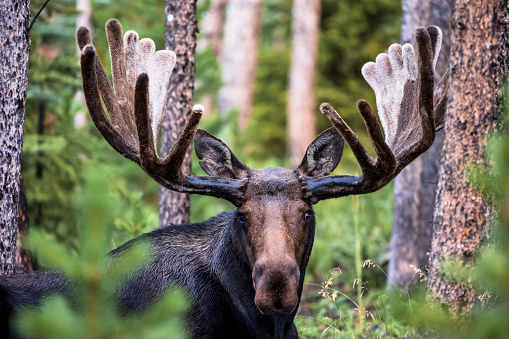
[{"left": 252, "top": 255, "right": 300, "bottom": 314}]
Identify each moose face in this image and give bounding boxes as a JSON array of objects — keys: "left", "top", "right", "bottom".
[
  {"left": 238, "top": 168, "right": 313, "bottom": 314},
  {"left": 194, "top": 127, "right": 344, "bottom": 314}
]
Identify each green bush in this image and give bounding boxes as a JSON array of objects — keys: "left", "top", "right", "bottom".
[{"left": 15, "top": 169, "right": 188, "bottom": 339}]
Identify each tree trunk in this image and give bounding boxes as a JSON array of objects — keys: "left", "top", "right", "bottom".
[
  {"left": 196, "top": 0, "right": 229, "bottom": 115},
  {"left": 0, "top": 0, "right": 30, "bottom": 275},
  {"left": 388, "top": 0, "right": 453, "bottom": 289},
  {"left": 428, "top": 0, "right": 508, "bottom": 313},
  {"left": 197, "top": 0, "right": 228, "bottom": 58},
  {"left": 159, "top": 0, "right": 198, "bottom": 226},
  {"left": 287, "top": 0, "right": 319, "bottom": 167},
  {"left": 16, "top": 173, "right": 33, "bottom": 272},
  {"left": 218, "top": 0, "right": 262, "bottom": 130},
  {"left": 74, "top": 0, "right": 93, "bottom": 128}
]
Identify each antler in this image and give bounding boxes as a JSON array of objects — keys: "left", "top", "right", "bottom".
[
  {"left": 302, "top": 26, "right": 448, "bottom": 204},
  {"left": 76, "top": 19, "right": 247, "bottom": 206}
]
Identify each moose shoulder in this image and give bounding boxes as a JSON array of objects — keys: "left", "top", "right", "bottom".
[{"left": 0, "top": 19, "right": 448, "bottom": 339}]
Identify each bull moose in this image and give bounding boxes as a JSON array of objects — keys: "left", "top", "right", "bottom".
[{"left": 0, "top": 19, "right": 448, "bottom": 338}]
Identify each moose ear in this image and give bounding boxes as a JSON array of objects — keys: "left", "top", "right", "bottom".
[
  {"left": 194, "top": 129, "right": 250, "bottom": 179},
  {"left": 296, "top": 127, "right": 344, "bottom": 177}
]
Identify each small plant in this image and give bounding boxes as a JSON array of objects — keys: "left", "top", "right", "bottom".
[{"left": 14, "top": 169, "right": 188, "bottom": 338}]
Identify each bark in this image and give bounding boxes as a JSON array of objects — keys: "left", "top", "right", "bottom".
[
  {"left": 388, "top": 0, "right": 453, "bottom": 289},
  {"left": 197, "top": 0, "right": 228, "bottom": 58},
  {"left": 159, "top": 0, "right": 198, "bottom": 226},
  {"left": 15, "top": 173, "right": 33, "bottom": 272},
  {"left": 428, "top": 0, "right": 508, "bottom": 313},
  {"left": 287, "top": 0, "right": 319, "bottom": 168},
  {"left": 218, "top": 0, "right": 262, "bottom": 130},
  {"left": 0, "top": 0, "right": 30, "bottom": 275}
]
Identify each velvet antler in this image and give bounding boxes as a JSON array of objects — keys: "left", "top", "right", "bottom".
[
  {"left": 77, "top": 19, "right": 247, "bottom": 206},
  {"left": 302, "top": 26, "right": 449, "bottom": 204}
]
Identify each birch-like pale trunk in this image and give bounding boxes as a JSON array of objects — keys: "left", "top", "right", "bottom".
[
  {"left": 218, "top": 0, "right": 262, "bottom": 130},
  {"left": 287, "top": 0, "right": 319, "bottom": 167}
]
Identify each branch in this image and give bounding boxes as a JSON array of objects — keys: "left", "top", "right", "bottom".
[{"left": 28, "top": 0, "right": 51, "bottom": 33}]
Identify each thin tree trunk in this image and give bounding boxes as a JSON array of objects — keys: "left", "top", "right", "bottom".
[
  {"left": 76, "top": 0, "right": 92, "bottom": 53},
  {"left": 197, "top": 0, "right": 228, "bottom": 58},
  {"left": 159, "top": 0, "right": 198, "bottom": 226},
  {"left": 287, "top": 0, "right": 319, "bottom": 167},
  {"left": 428, "top": 0, "right": 508, "bottom": 313},
  {"left": 218, "top": 0, "right": 262, "bottom": 130},
  {"left": 0, "top": 0, "right": 30, "bottom": 275},
  {"left": 74, "top": 0, "right": 93, "bottom": 128},
  {"left": 196, "top": 0, "right": 229, "bottom": 115},
  {"left": 388, "top": 0, "right": 453, "bottom": 290}
]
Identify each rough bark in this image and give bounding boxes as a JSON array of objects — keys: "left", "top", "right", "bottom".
[
  {"left": 428, "top": 0, "right": 508, "bottom": 313},
  {"left": 218, "top": 0, "right": 262, "bottom": 129},
  {"left": 15, "top": 173, "right": 33, "bottom": 272},
  {"left": 0, "top": 0, "right": 30, "bottom": 275},
  {"left": 159, "top": 0, "right": 198, "bottom": 226},
  {"left": 287, "top": 0, "right": 319, "bottom": 168},
  {"left": 388, "top": 0, "right": 453, "bottom": 289}
]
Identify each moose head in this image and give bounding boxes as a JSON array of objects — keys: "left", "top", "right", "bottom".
[{"left": 76, "top": 19, "right": 447, "bottom": 316}]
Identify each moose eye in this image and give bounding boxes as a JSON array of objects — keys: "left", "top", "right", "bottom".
[
  {"left": 303, "top": 211, "right": 313, "bottom": 221},
  {"left": 238, "top": 214, "right": 247, "bottom": 224}
]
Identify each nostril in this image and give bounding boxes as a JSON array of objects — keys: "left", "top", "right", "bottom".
[{"left": 253, "top": 263, "right": 264, "bottom": 281}]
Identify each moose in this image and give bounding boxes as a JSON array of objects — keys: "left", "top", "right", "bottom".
[{"left": 0, "top": 19, "right": 448, "bottom": 338}]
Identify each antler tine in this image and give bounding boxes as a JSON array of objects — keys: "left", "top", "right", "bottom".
[
  {"left": 302, "top": 26, "right": 445, "bottom": 204},
  {"left": 319, "top": 103, "right": 374, "bottom": 172},
  {"left": 80, "top": 45, "right": 139, "bottom": 163},
  {"left": 106, "top": 19, "right": 129, "bottom": 107},
  {"left": 132, "top": 76, "right": 247, "bottom": 205},
  {"left": 134, "top": 74, "right": 202, "bottom": 182},
  {"left": 320, "top": 101, "right": 397, "bottom": 182},
  {"left": 105, "top": 19, "right": 140, "bottom": 146},
  {"left": 415, "top": 27, "right": 435, "bottom": 144},
  {"left": 77, "top": 25, "right": 138, "bottom": 149}
]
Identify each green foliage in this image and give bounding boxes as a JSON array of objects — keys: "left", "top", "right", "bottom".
[
  {"left": 15, "top": 169, "right": 188, "bottom": 338},
  {"left": 24, "top": 0, "right": 161, "bottom": 251},
  {"left": 24, "top": 0, "right": 91, "bottom": 250},
  {"left": 195, "top": 46, "right": 223, "bottom": 103}
]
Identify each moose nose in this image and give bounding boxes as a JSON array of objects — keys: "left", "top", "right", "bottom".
[{"left": 252, "top": 257, "right": 300, "bottom": 314}]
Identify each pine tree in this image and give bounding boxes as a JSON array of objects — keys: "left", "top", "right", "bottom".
[
  {"left": 0, "top": 0, "right": 31, "bottom": 275},
  {"left": 428, "top": 0, "right": 509, "bottom": 313}
]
